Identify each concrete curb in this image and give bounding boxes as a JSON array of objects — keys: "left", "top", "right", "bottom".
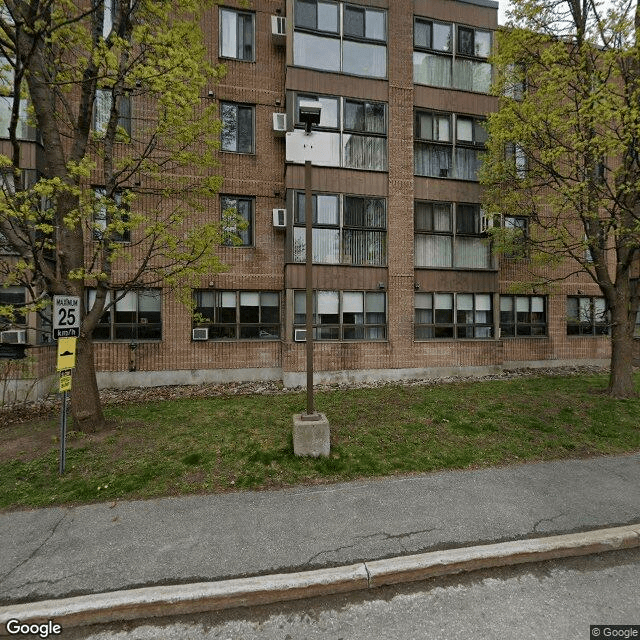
[{"left": 1, "top": 524, "right": 639, "bottom": 633}]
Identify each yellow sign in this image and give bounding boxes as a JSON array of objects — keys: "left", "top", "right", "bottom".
[
  {"left": 57, "top": 337, "right": 77, "bottom": 372},
  {"left": 59, "top": 371, "right": 72, "bottom": 393}
]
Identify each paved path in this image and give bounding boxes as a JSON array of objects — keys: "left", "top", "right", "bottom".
[{"left": 1, "top": 454, "right": 639, "bottom": 606}]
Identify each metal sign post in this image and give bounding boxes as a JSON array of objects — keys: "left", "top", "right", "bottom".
[
  {"left": 56, "top": 337, "right": 77, "bottom": 475},
  {"left": 59, "top": 389, "right": 68, "bottom": 475}
]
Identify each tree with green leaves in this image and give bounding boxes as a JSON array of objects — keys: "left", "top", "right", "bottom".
[
  {"left": 0, "top": 0, "right": 233, "bottom": 429},
  {"left": 482, "top": 0, "right": 640, "bottom": 397}
]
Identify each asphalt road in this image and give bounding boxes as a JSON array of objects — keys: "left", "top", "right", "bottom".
[{"left": 60, "top": 548, "right": 640, "bottom": 640}]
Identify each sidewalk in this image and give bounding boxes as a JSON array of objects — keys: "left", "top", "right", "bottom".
[{"left": 0, "top": 453, "right": 639, "bottom": 630}]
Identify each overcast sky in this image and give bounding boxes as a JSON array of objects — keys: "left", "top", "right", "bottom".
[{"left": 498, "top": 0, "right": 509, "bottom": 25}]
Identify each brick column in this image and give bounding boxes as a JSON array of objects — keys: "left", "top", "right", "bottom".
[{"left": 386, "top": 0, "right": 415, "bottom": 368}]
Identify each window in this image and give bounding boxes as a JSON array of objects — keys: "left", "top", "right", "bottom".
[
  {"left": 102, "top": 0, "right": 133, "bottom": 38},
  {"left": 221, "top": 195, "right": 253, "bottom": 247},
  {"left": 37, "top": 303, "right": 52, "bottom": 344},
  {"left": 93, "top": 188, "right": 131, "bottom": 243},
  {"left": 414, "top": 201, "right": 491, "bottom": 269},
  {"left": 0, "top": 56, "right": 36, "bottom": 141},
  {"left": 294, "top": 93, "right": 387, "bottom": 171},
  {"left": 292, "top": 192, "right": 386, "bottom": 265},
  {"left": 500, "top": 295, "right": 546, "bottom": 337},
  {"left": 103, "top": 0, "right": 116, "bottom": 37},
  {"left": 457, "top": 26, "right": 491, "bottom": 57},
  {"left": 293, "top": 1, "right": 387, "bottom": 78},
  {"left": 504, "top": 63, "right": 526, "bottom": 100},
  {"left": 93, "top": 89, "right": 131, "bottom": 137},
  {"left": 455, "top": 116, "right": 487, "bottom": 181},
  {"left": 567, "top": 296, "right": 609, "bottom": 335},
  {"left": 506, "top": 143, "right": 527, "bottom": 179},
  {"left": 502, "top": 216, "right": 528, "bottom": 259},
  {"left": 415, "top": 292, "right": 493, "bottom": 339},
  {"left": 193, "top": 290, "right": 280, "bottom": 340},
  {"left": 414, "top": 111, "right": 486, "bottom": 181},
  {"left": 413, "top": 18, "right": 492, "bottom": 93},
  {"left": 414, "top": 112, "right": 451, "bottom": 178},
  {"left": 220, "top": 102, "right": 254, "bottom": 153},
  {"left": 294, "top": 290, "right": 386, "bottom": 340},
  {"left": 0, "top": 286, "right": 26, "bottom": 328},
  {"left": 219, "top": 8, "right": 254, "bottom": 61},
  {"left": 88, "top": 289, "right": 162, "bottom": 341}
]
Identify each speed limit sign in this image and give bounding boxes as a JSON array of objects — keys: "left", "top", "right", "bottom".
[{"left": 53, "top": 295, "right": 80, "bottom": 339}]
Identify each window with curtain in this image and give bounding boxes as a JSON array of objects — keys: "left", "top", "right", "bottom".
[
  {"left": 413, "top": 18, "right": 492, "bottom": 93},
  {"left": 87, "top": 289, "right": 162, "bottom": 341},
  {"left": 220, "top": 195, "right": 253, "bottom": 247},
  {"left": 292, "top": 192, "right": 386, "bottom": 266},
  {"left": 193, "top": 290, "right": 280, "bottom": 340},
  {"left": 220, "top": 102, "right": 254, "bottom": 153},
  {"left": 415, "top": 292, "right": 493, "bottom": 339},
  {"left": 293, "top": 0, "right": 387, "bottom": 78},
  {"left": 294, "top": 93, "right": 387, "bottom": 171},
  {"left": 500, "top": 295, "right": 546, "bottom": 336},
  {"left": 413, "top": 19, "right": 452, "bottom": 87},
  {"left": 505, "top": 142, "right": 527, "bottom": 179},
  {"left": 414, "top": 111, "right": 486, "bottom": 181},
  {"left": 567, "top": 296, "right": 609, "bottom": 335},
  {"left": 93, "top": 89, "right": 131, "bottom": 137},
  {"left": 414, "top": 201, "right": 490, "bottom": 269},
  {"left": 219, "top": 8, "right": 255, "bottom": 61},
  {"left": 504, "top": 63, "right": 526, "bottom": 100},
  {"left": 294, "top": 290, "right": 386, "bottom": 340}
]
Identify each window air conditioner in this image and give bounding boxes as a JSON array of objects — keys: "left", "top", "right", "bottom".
[
  {"left": 294, "top": 328, "right": 306, "bottom": 342},
  {"left": 192, "top": 328, "right": 209, "bottom": 341},
  {"left": 272, "top": 208, "right": 286, "bottom": 228},
  {"left": 1, "top": 329, "right": 27, "bottom": 344},
  {"left": 271, "top": 15, "right": 286, "bottom": 44},
  {"left": 272, "top": 112, "right": 287, "bottom": 135}
]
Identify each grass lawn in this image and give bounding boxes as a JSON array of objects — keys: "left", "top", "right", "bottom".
[{"left": 1, "top": 372, "right": 639, "bottom": 510}]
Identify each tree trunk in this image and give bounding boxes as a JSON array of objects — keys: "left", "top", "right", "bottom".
[
  {"left": 70, "top": 335, "right": 105, "bottom": 432},
  {"left": 608, "top": 307, "right": 636, "bottom": 398}
]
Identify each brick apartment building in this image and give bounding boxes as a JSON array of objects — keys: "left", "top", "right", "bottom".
[{"left": 0, "top": 0, "right": 616, "bottom": 398}]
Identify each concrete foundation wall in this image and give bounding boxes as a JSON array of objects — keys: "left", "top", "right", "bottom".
[
  {"left": 0, "top": 373, "right": 57, "bottom": 406},
  {"left": 96, "top": 367, "right": 283, "bottom": 390},
  {"left": 92, "top": 359, "right": 609, "bottom": 391}
]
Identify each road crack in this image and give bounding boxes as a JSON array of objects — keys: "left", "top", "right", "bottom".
[
  {"left": 0, "top": 510, "right": 70, "bottom": 586},
  {"left": 532, "top": 512, "right": 567, "bottom": 534},
  {"left": 305, "top": 527, "right": 440, "bottom": 566}
]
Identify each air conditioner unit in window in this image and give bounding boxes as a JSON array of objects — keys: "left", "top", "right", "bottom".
[
  {"left": 272, "top": 112, "right": 287, "bottom": 135},
  {"left": 1, "top": 329, "right": 27, "bottom": 344},
  {"left": 271, "top": 15, "right": 286, "bottom": 44},
  {"left": 273, "top": 208, "right": 287, "bottom": 228},
  {"left": 192, "top": 328, "right": 208, "bottom": 341},
  {"left": 294, "top": 328, "right": 306, "bottom": 342}
]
